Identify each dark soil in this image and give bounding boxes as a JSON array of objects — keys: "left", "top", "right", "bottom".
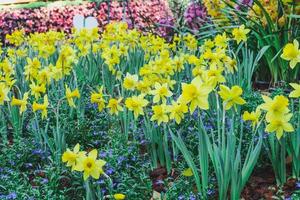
[{"left": 242, "top": 165, "right": 299, "bottom": 200}]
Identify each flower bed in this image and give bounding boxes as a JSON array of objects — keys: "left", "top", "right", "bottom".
[{"left": 0, "top": 0, "right": 172, "bottom": 41}]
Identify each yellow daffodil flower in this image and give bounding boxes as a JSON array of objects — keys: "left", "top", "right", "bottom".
[
  {"left": 150, "top": 83, "right": 173, "bottom": 104},
  {"left": 265, "top": 113, "right": 294, "bottom": 139},
  {"left": 11, "top": 92, "right": 29, "bottom": 114},
  {"left": 218, "top": 85, "right": 246, "bottom": 110},
  {"left": 180, "top": 76, "right": 211, "bottom": 113},
  {"left": 214, "top": 32, "right": 228, "bottom": 49},
  {"left": 281, "top": 39, "right": 300, "bottom": 69},
  {"left": 65, "top": 85, "right": 80, "bottom": 108},
  {"left": 0, "top": 83, "right": 10, "bottom": 105},
  {"left": 125, "top": 94, "right": 149, "bottom": 119},
  {"left": 182, "top": 168, "right": 193, "bottom": 177},
  {"left": 107, "top": 98, "right": 123, "bottom": 116},
  {"left": 242, "top": 108, "right": 261, "bottom": 127},
  {"left": 74, "top": 149, "right": 106, "bottom": 181},
  {"left": 123, "top": 73, "right": 138, "bottom": 91},
  {"left": 91, "top": 86, "right": 106, "bottom": 112},
  {"left": 150, "top": 104, "right": 169, "bottom": 125},
  {"left": 24, "top": 57, "right": 41, "bottom": 81},
  {"left": 289, "top": 83, "right": 300, "bottom": 98},
  {"left": 62, "top": 143, "right": 86, "bottom": 171},
  {"left": 30, "top": 82, "right": 46, "bottom": 100},
  {"left": 260, "top": 95, "right": 289, "bottom": 122},
  {"left": 232, "top": 25, "right": 250, "bottom": 44},
  {"left": 32, "top": 95, "right": 49, "bottom": 119},
  {"left": 168, "top": 101, "right": 188, "bottom": 124},
  {"left": 136, "top": 79, "right": 152, "bottom": 94},
  {"left": 203, "top": 67, "right": 226, "bottom": 89},
  {"left": 114, "top": 193, "right": 126, "bottom": 200}
]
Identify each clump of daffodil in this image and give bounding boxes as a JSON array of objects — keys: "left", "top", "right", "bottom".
[
  {"left": 62, "top": 143, "right": 86, "bottom": 171},
  {"left": 248, "top": 0, "right": 279, "bottom": 26},
  {"left": 11, "top": 92, "right": 29, "bottom": 114},
  {"left": 242, "top": 108, "right": 261, "bottom": 128},
  {"left": 289, "top": 83, "right": 300, "bottom": 98},
  {"left": 180, "top": 76, "right": 211, "bottom": 113},
  {"left": 91, "top": 86, "right": 106, "bottom": 112},
  {"left": 281, "top": 39, "right": 300, "bottom": 69},
  {"left": 74, "top": 149, "right": 106, "bottom": 181},
  {"left": 65, "top": 85, "right": 80, "bottom": 108},
  {"left": 125, "top": 94, "right": 149, "bottom": 119},
  {"left": 218, "top": 85, "right": 246, "bottom": 110},
  {"left": 150, "top": 104, "right": 169, "bottom": 125},
  {"left": 107, "top": 98, "right": 123, "bottom": 116},
  {"left": 232, "top": 25, "right": 250, "bottom": 44},
  {"left": 260, "top": 95, "right": 294, "bottom": 139},
  {"left": 0, "top": 83, "right": 10, "bottom": 105},
  {"left": 113, "top": 193, "right": 126, "bottom": 200},
  {"left": 6, "top": 29, "right": 25, "bottom": 46},
  {"left": 150, "top": 83, "right": 173, "bottom": 104},
  {"left": 32, "top": 95, "right": 49, "bottom": 119}
]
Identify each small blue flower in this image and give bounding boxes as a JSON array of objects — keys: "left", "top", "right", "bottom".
[
  {"left": 296, "top": 181, "right": 300, "bottom": 189},
  {"left": 24, "top": 163, "right": 33, "bottom": 168},
  {"left": 117, "top": 156, "right": 126, "bottom": 165},
  {"left": 96, "top": 178, "right": 105, "bottom": 185},
  {"left": 105, "top": 167, "right": 115, "bottom": 175},
  {"left": 207, "top": 189, "right": 215, "bottom": 196},
  {"left": 99, "top": 151, "right": 107, "bottom": 158},
  {"left": 189, "top": 193, "right": 196, "bottom": 200},
  {"left": 178, "top": 195, "right": 185, "bottom": 200},
  {"left": 1, "top": 175, "right": 9, "bottom": 180},
  {"left": 40, "top": 178, "right": 48, "bottom": 184},
  {"left": 6, "top": 192, "right": 17, "bottom": 200},
  {"left": 155, "top": 180, "right": 164, "bottom": 185}
]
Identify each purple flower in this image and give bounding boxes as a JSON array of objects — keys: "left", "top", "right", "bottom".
[
  {"left": 184, "top": 2, "right": 207, "bottom": 31},
  {"left": 157, "top": 17, "right": 174, "bottom": 38}
]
